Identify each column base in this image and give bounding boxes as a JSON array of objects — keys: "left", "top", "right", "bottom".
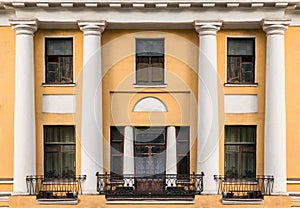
[
  {"left": 271, "top": 192, "right": 289, "bottom": 196},
  {"left": 201, "top": 191, "right": 218, "bottom": 195},
  {"left": 11, "top": 192, "right": 30, "bottom": 196},
  {"left": 82, "top": 191, "right": 99, "bottom": 195}
]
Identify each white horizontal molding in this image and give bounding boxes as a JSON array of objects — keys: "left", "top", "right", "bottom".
[
  {"left": 224, "top": 94, "right": 258, "bottom": 114},
  {"left": 42, "top": 94, "right": 76, "bottom": 114}
]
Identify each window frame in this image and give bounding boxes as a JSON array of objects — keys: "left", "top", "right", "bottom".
[
  {"left": 225, "top": 37, "right": 256, "bottom": 85},
  {"left": 224, "top": 125, "right": 257, "bottom": 178},
  {"left": 176, "top": 126, "right": 190, "bottom": 176},
  {"left": 44, "top": 36, "right": 75, "bottom": 85},
  {"left": 134, "top": 38, "right": 166, "bottom": 87},
  {"left": 110, "top": 126, "right": 124, "bottom": 177},
  {"left": 44, "top": 125, "right": 76, "bottom": 178},
  {"left": 134, "top": 126, "right": 166, "bottom": 176}
]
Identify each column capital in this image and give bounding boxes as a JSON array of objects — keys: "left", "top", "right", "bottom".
[
  {"left": 263, "top": 19, "right": 290, "bottom": 35},
  {"left": 78, "top": 20, "right": 107, "bottom": 36},
  {"left": 10, "top": 19, "right": 37, "bottom": 35},
  {"left": 194, "top": 20, "right": 222, "bottom": 36}
]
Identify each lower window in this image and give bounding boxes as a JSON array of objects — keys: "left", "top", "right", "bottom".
[
  {"left": 44, "top": 126, "right": 76, "bottom": 178},
  {"left": 225, "top": 126, "right": 256, "bottom": 178},
  {"left": 109, "top": 126, "right": 190, "bottom": 176}
]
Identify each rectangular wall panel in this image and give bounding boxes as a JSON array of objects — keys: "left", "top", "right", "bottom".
[
  {"left": 224, "top": 94, "right": 258, "bottom": 113},
  {"left": 42, "top": 94, "right": 76, "bottom": 113}
]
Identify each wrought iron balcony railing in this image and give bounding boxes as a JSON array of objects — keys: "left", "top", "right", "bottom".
[
  {"left": 26, "top": 175, "right": 86, "bottom": 200},
  {"left": 213, "top": 175, "right": 274, "bottom": 200},
  {"left": 96, "top": 172, "right": 204, "bottom": 200}
]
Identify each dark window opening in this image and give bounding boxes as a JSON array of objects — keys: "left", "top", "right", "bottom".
[
  {"left": 44, "top": 126, "right": 75, "bottom": 178},
  {"left": 136, "top": 38, "right": 164, "bottom": 85},
  {"left": 110, "top": 127, "right": 124, "bottom": 177},
  {"left": 225, "top": 126, "right": 256, "bottom": 178},
  {"left": 176, "top": 127, "right": 190, "bottom": 175},
  {"left": 227, "top": 38, "right": 255, "bottom": 84},
  {"left": 45, "top": 38, "right": 73, "bottom": 84}
]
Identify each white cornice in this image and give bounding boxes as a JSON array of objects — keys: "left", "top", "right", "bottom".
[
  {"left": 0, "top": 0, "right": 298, "bottom": 10},
  {"left": 1, "top": 1, "right": 300, "bottom": 27}
]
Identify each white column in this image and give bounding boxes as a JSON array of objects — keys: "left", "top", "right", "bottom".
[
  {"left": 123, "top": 126, "right": 134, "bottom": 186},
  {"left": 166, "top": 126, "right": 177, "bottom": 186},
  {"left": 78, "top": 21, "right": 106, "bottom": 194},
  {"left": 263, "top": 19, "right": 290, "bottom": 194},
  {"left": 194, "top": 21, "right": 222, "bottom": 194},
  {"left": 10, "top": 19, "right": 37, "bottom": 194}
]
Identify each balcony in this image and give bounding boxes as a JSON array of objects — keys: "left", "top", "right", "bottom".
[
  {"left": 26, "top": 175, "right": 86, "bottom": 203},
  {"left": 214, "top": 175, "right": 274, "bottom": 203},
  {"left": 96, "top": 172, "right": 204, "bottom": 200}
]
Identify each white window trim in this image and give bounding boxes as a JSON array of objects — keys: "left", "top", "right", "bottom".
[
  {"left": 225, "top": 36, "right": 257, "bottom": 86},
  {"left": 133, "top": 37, "right": 166, "bottom": 87},
  {"left": 43, "top": 36, "right": 75, "bottom": 85}
]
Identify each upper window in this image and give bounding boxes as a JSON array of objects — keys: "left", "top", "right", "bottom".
[
  {"left": 135, "top": 38, "right": 165, "bottom": 85},
  {"left": 225, "top": 126, "right": 256, "bottom": 178},
  {"left": 45, "top": 38, "right": 73, "bottom": 84},
  {"left": 44, "top": 126, "right": 75, "bottom": 178},
  {"left": 227, "top": 38, "right": 255, "bottom": 84}
]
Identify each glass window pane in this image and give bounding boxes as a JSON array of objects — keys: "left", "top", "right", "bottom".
[
  {"left": 60, "top": 126, "right": 75, "bottom": 142},
  {"left": 111, "top": 142, "right": 123, "bottom": 154},
  {"left": 227, "top": 57, "right": 240, "bottom": 83},
  {"left": 241, "top": 151, "right": 255, "bottom": 177},
  {"left": 45, "top": 152, "right": 59, "bottom": 178},
  {"left": 151, "top": 66, "right": 164, "bottom": 83},
  {"left": 111, "top": 156, "right": 123, "bottom": 175},
  {"left": 228, "top": 39, "right": 254, "bottom": 56},
  {"left": 226, "top": 126, "right": 256, "bottom": 143},
  {"left": 46, "top": 64, "right": 59, "bottom": 84},
  {"left": 151, "top": 154, "right": 165, "bottom": 175},
  {"left": 152, "top": 146, "right": 165, "bottom": 154},
  {"left": 177, "top": 142, "right": 189, "bottom": 155},
  {"left": 46, "top": 39, "right": 73, "bottom": 55},
  {"left": 136, "top": 38, "right": 164, "bottom": 56},
  {"left": 45, "top": 127, "right": 60, "bottom": 142},
  {"left": 240, "top": 127, "right": 255, "bottom": 142},
  {"left": 225, "top": 127, "right": 239, "bottom": 142},
  {"left": 60, "top": 57, "right": 73, "bottom": 83},
  {"left": 178, "top": 156, "right": 189, "bottom": 175},
  {"left": 135, "top": 127, "right": 165, "bottom": 144},
  {"left": 241, "top": 63, "right": 254, "bottom": 83},
  {"left": 225, "top": 150, "right": 238, "bottom": 177},
  {"left": 177, "top": 127, "right": 189, "bottom": 141},
  {"left": 136, "top": 67, "right": 149, "bottom": 83},
  {"left": 62, "top": 150, "right": 75, "bottom": 177},
  {"left": 135, "top": 156, "right": 148, "bottom": 175},
  {"left": 111, "top": 127, "right": 124, "bottom": 142}
]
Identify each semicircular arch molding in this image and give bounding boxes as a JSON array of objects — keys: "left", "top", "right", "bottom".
[{"left": 132, "top": 97, "right": 168, "bottom": 112}]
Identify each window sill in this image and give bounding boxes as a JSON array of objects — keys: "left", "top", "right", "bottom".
[
  {"left": 222, "top": 198, "right": 263, "bottom": 205},
  {"left": 133, "top": 84, "right": 167, "bottom": 88},
  {"left": 42, "top": 83, "right": 76, "bottom": 87},
  {"left": 106, "top": 200, "right": 194, "bottom": 204},
  {"left": 37, "top": 198, "right": 78, "bottom": 205},
  {"left": 224, "top": 83, "right": 258, "bottom": 87}
]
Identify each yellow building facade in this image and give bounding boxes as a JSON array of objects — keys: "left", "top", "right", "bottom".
[{"left": 1, "top": 1, "right": 300, "bottom": 207}]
